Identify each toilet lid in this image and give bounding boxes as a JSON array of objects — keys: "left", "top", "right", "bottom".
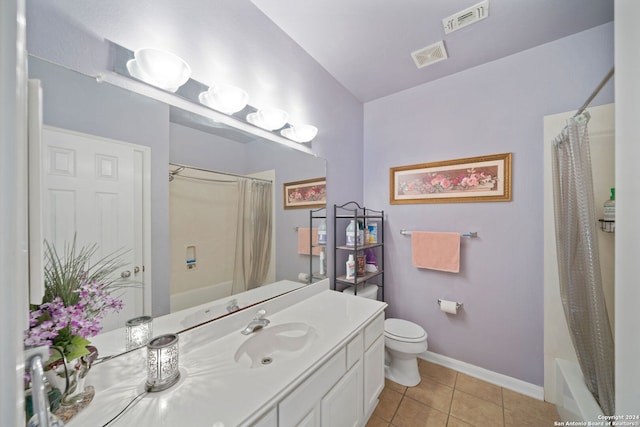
[{"left": 384, "top": 318, "right": 427, "bottom": 343}]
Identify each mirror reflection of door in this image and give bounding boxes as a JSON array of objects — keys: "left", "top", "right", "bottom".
[{"left": 40, "top": 126, "right": 150, "bottom": 332}]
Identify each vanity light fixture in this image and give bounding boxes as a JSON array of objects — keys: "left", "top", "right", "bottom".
[
  {"left": 126, "top": 48, "right": 191, "bottom": 92},
  {"left": 246, "top": 107, "right": 289, "bottom": 131},
  {"left": 125, "top": 315, "right": 153, "bottom": 350},
  {"left": 145, "top": 333, "right": 180, "bottom": 392},
  {"left": 281, "top": 124, "right": 318, "bottom": 143},
  {"left": 108, "top": 41, "right": 318, "bottom": 151},
  {"left": 199, "top": 84, "right": 249, "bottom": 115}
]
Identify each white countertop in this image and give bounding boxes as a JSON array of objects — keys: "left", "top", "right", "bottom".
[{"left": 67, "top": 282, "right": 386, "bottom": 426}]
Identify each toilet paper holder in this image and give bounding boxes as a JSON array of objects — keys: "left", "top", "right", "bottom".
[{"left": 438, "top": 299, "right": 463, "bottom": 311}]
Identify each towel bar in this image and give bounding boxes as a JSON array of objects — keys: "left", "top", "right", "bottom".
[{"left": 400, "top": 229, "right": 477, "bottom": 238}]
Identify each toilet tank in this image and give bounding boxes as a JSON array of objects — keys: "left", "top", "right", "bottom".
[{"left": 342, "top": 284, "right": 379, "bottom": 300}]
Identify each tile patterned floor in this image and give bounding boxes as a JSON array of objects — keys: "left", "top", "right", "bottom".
[{"left": 367, "top": 359, "right": 560, "bottom": 427}]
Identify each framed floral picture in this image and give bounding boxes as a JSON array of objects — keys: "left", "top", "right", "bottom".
[
  {"left": 283, "top": 177, "right": 327, "bottom": 209},
  {"left": 390, "top": 153, "right": 512, "bottom": 204}
]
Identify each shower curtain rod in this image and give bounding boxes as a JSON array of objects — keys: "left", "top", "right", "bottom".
[
  {"left": 169, "top": 163, "right": 273, "bottom": 183},
  {"left": 573, "top": 67, "right": 614, "bottom": 118}
]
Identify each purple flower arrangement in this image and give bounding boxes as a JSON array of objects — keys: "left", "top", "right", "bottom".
[
  {"left": 25, "top": 285, "right": 123, "bottom": 363},
  {"left": 24, "top": 237, "right": 131, "bottom": 364}
]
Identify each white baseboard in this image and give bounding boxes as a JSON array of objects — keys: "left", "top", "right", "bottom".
[{"left": 419, "top": 351, "right": 545, "bottom": 401}]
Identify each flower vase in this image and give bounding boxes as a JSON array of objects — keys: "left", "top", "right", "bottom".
[{"left": 44, "top": 347, "right": 97, "bottom": 423}]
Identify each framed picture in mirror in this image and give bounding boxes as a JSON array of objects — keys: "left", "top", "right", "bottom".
[{"left": 283, "top": 177, "right": 327, "bottom": 209}]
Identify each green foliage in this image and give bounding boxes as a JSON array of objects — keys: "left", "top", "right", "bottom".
[{"left": 42, "top": 235, "right": 130, "bottom": 307}]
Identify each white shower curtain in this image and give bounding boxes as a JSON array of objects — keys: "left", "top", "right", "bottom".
[
  {"left": 551, "top": 112, "right": 615, "bottom": 415},
  {"left": 231, "top": 179, "right": 273, "bottom": 294}
]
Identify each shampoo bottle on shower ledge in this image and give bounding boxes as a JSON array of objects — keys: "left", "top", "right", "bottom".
[{"left": 603, "top": 187, "right": 615, "bottom": 221}]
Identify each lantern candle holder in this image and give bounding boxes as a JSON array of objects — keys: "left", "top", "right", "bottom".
[
  {"left": 125, "top": 316, "right": 153, "bottom": 350},
  {"left": 145, "top": 333, "right": 180, "bottom": 392}
]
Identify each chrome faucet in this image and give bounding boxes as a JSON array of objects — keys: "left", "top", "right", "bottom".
[
  {"left": 25, "top": 346, "right": 52, "bottom": 427},
  {"left": 226, "top": 298, "right": 240, "bottom": 313},
  {"left": 241, "top": 309, "right": 270, "bottom": 335}
]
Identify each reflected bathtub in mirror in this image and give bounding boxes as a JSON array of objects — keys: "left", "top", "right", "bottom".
[{"left": 90, "top": 280, "right": 306, "bottom": 358}]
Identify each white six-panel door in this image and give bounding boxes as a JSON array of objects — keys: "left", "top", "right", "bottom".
[{"left": 41, "top": 126, "right": 150, "bottom": 332}]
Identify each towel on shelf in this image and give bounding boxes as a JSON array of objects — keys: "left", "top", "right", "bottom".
[
  {"left": 297, "top": 227, "right": 323, "bottom": 256},
  {"left": 411, "top": 231, "right": 461, "bottom": 273}
]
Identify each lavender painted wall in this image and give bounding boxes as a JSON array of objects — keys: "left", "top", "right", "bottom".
[{"left": 362, "top": 23, "right": 614, "bottom": 385}]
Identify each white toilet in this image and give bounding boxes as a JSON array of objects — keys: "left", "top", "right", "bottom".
[{"left": 342, "top": 284, "right": 428, "bottom": 387}]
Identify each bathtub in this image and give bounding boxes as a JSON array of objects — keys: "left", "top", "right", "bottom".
[
  {"left": 170, "top": 280, "right": 233, "bottom": 313},
  {"left": 555, "top": 358, "right": 604, "bottom": 422},
  {"left": 172, "top": 279, "right": 306, "bottom": 329},
  {"left": 180, "top": 299, "right": 236, "bottom": 329}
]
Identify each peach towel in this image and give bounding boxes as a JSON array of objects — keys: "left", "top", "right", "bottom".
[
  {"left": 411, "top": 231, "right": 461, "bottom": 273},
  {"left": 297, "top": 227, "right": 322, "bottom": 256}
]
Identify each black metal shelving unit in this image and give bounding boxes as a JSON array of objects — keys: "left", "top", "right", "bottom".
[{"left": 333, "top": 201, "right": 384, "bottom": 301}]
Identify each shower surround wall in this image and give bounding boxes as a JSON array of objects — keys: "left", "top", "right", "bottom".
[
  {"left": 363, "top": 23, "right": 614, "bottom": 387},
  {"left": 169, "top": 171, "right": 241, "bottom": 311},
  {"left": 170, "top": 123, "right": 326, "bottom": 283}
]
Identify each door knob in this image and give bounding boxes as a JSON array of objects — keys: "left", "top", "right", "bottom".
[
  {"left": 121, "top": 270, "right": 132, "bottom": 278},
  {"left": 134, "top": 266, "right": 140, "bottom": 274}
]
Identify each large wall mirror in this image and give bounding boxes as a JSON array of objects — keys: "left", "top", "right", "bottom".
[{"left": 29, "top": 56, "right": 327, "bottom": 357}]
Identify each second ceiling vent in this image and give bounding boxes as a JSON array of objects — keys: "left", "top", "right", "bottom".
[
  {"left": 411, "top": 40, "right": 448, "bottom": 69},
  {"left": 442, "top": 0, "right": 489, "bottom": 34}
]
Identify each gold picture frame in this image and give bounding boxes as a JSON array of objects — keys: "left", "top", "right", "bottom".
[
  {"left": 390, "top": 153, "right": 512, "bottom": 204},
  {"left": 283, "top": 177, "right": 327, "bottom": 209}
]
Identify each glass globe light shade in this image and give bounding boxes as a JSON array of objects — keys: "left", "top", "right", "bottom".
[
  {"left": 246, "top": 107, "right": 288, "bottom": 131},
  {"left": 198, "top": 84, "right": 249, "bottom": 114},
  {"left": 127, "top": 48, "right": 191, "bottom": 92},
  {"left": 281, "top": 124, "right": 318, "bottom": 143}
]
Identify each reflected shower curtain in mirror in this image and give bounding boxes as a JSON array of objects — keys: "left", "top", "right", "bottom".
[
  {"left": 551, "top": 112, "right": 614, "bottom": 415},
  {"left": 232, "top": 179, "right": 273, "bottom": 294},
  {"left": 248, "top": 181, "right": 273, "bottom": 288}
]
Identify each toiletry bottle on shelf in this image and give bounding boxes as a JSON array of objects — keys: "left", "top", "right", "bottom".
[
  {"left": 346, "top": 220, "right": 356, "bottom": 246},
  {"left": 346, "top": 254, "right": 356, "bottom": 279},
  {"left": 319, "top": 248, "right": 326, "bottom": 276},
  {"left": 357, "top": 220, "right": 364, "bottom": 246},
  {"left": 364, "top": 221, "right": 369, "bottom": 243},
  {"left": 603, "top": 187, "right": 615, "bottom": 221},
  {"left": 317, "top": 219, "right": 327, "bottom": 245}
]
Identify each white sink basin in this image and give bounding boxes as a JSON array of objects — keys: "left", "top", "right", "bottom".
[{"left": 233, "top": 322, "right": 317, "bottom": 368}]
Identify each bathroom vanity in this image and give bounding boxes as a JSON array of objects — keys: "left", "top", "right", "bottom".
[{"left": 65, "top": 280, "right": 387, "bottom": 426}]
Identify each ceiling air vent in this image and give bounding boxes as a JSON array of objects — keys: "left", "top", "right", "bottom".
[
  {"left": 442, "top": 0, "right": 489, "bottom": 34},
  {"left": 411, "top": 40, "right": 448, "bottom": 69}
]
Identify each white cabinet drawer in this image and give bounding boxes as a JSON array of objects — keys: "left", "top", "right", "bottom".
[
  {"left": 364, "top": 313, "right": 384, "bottom": 349},
  {"left": 346, "top": 332, "right": 363, "bottom": 369},
  {"left": 279, "top": 348, "right": 346, "bottom": 426}
]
